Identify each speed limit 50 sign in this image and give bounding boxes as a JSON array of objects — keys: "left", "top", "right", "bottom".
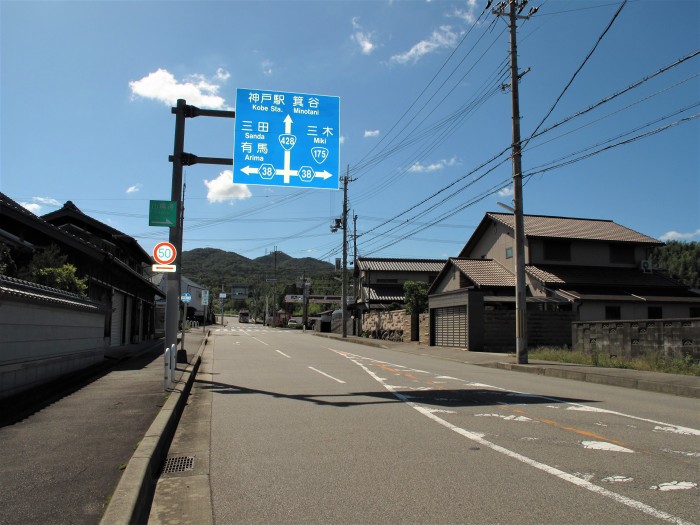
[{"left": 153, "top": 242, "right": 177, "bottom": 265}]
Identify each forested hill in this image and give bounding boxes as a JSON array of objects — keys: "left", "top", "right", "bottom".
[
  {"left": 181, "top": 248, "right": 340, "bottom": 299},
  {"left": 652, "top": 241, "right": 699, "bottom": 289}
]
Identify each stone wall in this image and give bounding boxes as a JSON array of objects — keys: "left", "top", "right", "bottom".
[
  {"left": 362, "top": 309, "right": 430, "bottom": 345},
  {"left": 573, "top": 318, "right": 699, "bottom": 359}
]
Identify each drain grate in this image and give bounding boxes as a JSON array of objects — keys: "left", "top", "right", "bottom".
[{"left": 162, "top": 455, "right": 194, "bottom": 474}]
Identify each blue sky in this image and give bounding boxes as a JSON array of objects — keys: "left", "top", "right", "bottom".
[{"left": 2, "top": 0, "right": 698, "bottom": 264}]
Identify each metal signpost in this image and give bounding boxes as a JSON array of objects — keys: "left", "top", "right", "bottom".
[{"left": 233, "top": 88, "right": 340, "bottom": 190}]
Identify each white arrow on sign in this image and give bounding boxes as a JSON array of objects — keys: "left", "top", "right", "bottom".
[
  {"left": 150, "top": 218, "right": 174, "bottom": 226},
  {"left": 240, "top": 166, "right": 258, "bottom": 176},
  {"left": 239, "top": 115, "right": 333, "bottom": 185}
]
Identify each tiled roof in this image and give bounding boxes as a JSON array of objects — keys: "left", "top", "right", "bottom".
[
  {"left": 526, "top": 265, "right": 685, "bottom": 288},
  {"left": 451, "top": 258, "right": 515, "bottom": 287},
  {"left": 364, "top": 285, "right": 405, "bottom": 303},
  {"left": 487, "top": 213, "right": 662, "bottom": 245},
  {"left": 357, "top": 258, "right": 446, "bottom": 273}
]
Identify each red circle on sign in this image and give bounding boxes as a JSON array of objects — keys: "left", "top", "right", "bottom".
[{"left": 153, "top": 242, "right": 177, "bottom": 265}]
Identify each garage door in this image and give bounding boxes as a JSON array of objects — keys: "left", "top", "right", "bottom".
[{"left": 433, "top": 306, "right": 467, "bottom": 348}]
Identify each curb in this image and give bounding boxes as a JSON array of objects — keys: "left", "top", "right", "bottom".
[{"left": 100, "top": 333, "right": 209, "bottom": 525}]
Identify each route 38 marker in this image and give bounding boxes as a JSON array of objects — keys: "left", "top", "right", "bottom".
[{"left": 233, "top": 88, "right": 340, "bottom": 190}]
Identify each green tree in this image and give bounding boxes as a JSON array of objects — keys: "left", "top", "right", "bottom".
[
  {"left": 652, "top": 241, "right": 699, "bottom": 288},
  {"left": 34, "top": 264, "right": 88, "bottom": 296},
  {"left": 17, "top": 244, "right": 88, "bottom": 297},
  {"left": 0, "top": 243, "right": 18, "bottom": 276},
  {"left": 404, "top": 281, "right": 429, "bottom": 341}
]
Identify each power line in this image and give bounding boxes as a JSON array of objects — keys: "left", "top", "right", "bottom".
[{"left": 524, "top": 0, "right": 629, "bottom": 147}]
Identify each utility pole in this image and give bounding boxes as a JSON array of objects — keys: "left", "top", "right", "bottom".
[
  {"left": 493, "top": 0, "right": 537, "bottom": 364},
  {"left": 341, "top": 167, "right": 350, "bottom": 338},
  {"left": 352, "top": 213, "right": 358, "bottom": 336}
]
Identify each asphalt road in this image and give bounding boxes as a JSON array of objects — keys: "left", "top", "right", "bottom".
[{"left": 208, "top": 321, "right": 699, "bottom": 525}]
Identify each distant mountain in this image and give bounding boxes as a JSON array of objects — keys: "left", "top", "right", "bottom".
[{"left": 181, "top": 248, "right": 340, "bottom": 306}]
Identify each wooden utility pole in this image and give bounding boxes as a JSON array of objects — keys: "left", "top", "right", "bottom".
[
  {"left": 341, "top": 167, "right": 350, "bottom": 338},
  {"left": 493, "top": 0, "right": 538, "bottom": 364}
]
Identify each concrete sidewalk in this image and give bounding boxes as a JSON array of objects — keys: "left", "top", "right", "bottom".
[
  {"left": 0, "top": 327, "right": 208, "bottom": 525},
  {"left": 314, "top": 333, "right": 700, "bottom": 399}
]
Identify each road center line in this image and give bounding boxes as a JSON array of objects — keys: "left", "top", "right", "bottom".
[
  {"left": 308, "top": 367, "right": 345, "bottom": 383},
  {"left": 251, "top": 337, "right": 269, "bottom": 346},
  {"left": 347, "top": 356, "right": 694, "bottom": 525},
  {"left": 276, "top": 350, "right": 291, "bottom": 358}
]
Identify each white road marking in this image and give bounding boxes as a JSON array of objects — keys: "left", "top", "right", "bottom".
[
  {"left": 251, "top": 337, "right": 269, "bottom": 346},
  {"left": 342, "top": 353, "right": 694, "bottom": 525},
  {"left": 653, "top": 426, "right": 697, "bottom": 436},
  {"left": 603, "top": 475, "right": 634, "bottom": 483},
  {"left": 581, "top": 441, "right": 634, "bottom": 453},
  {"left": 276, "top": 350, "right": 291, "bottom": 358},
  {"left": 308, "top": 367, "right": 345, "bottom": 384},
  {"left": 475, "top": 413, "right": 535, "bottom": 422},
  {"left": 651, "top": 481, "right": 698, "bottom": 491},
  {"left": 662, "top": 449, "right": 700, "bottom": 458}
]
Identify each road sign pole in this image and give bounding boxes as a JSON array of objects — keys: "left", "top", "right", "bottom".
[{"left": 165, "top": 99, "right": 186, "bottom": 364}]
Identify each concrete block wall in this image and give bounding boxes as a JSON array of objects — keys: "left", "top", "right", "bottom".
[{"left": 573, "top": 318, "right": 699, "bottom": 359}]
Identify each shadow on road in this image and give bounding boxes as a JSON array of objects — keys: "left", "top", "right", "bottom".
[{"left": 196, "top": 379, "right": 596, "bottom": 408}]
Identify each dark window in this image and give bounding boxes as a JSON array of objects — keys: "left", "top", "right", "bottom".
[
  {"left": 610, "top": 244, "right": 635, "bottom": 264},
  {"left": 505, "top": 246, "right": 513, "bottom": 259},
  {"left": 647, "top": 306, "right": 662, "bottom": 319},
  {"left": 543, "top": 241, "right": 571, "bottom": 261},
  {"left": 376, "top": 278, "right": 398, "bottom": 284},
  {"left": 605, "top": 306, "right": 621, "bottom": 320},
  {"left": 689, "top": 307, "right": 700, "bottom": 318}
]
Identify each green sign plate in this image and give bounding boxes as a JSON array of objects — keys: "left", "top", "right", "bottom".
[{"left": 149, "top": 200, "right": 177, "bottom": 227}]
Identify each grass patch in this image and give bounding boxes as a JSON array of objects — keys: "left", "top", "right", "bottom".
[{"left": 528, "top": 347, "right": 700, "bottom": 376}]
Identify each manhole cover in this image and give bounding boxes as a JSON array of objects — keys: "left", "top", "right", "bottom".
[{"left": 162, "top": 456, "right": 194, "bottom": 474}]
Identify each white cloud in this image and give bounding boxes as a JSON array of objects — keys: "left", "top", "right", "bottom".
[
  {"left": 20, "top": 202, "right": 42, "bottom": 214},
  {"left": 32, "top": 196, "right": 61, "bottom": 206},
  {"left": 19, "top": 196, "right": 61, "bottom": 214},
  {"left": 659, "top": 229, "right": 700, "bottom": 241},
  {"left": 351, "top": 17, "right": 376, "bottom": 55},
  {"left": 391, "top": 25, "right": 459, "bottom": 64},
  {"left": 204, "top": 170, "right": 252, "bottom": 203},
  {"left": 408, "top": 157, "right": 458, "bottom": 172},
  {"left": 498, "top": 185, "right": 514, "bottom": 197},
  {"left": 364, "top": 130, "right": 380, "bottom": 138},
  {"left": 451, "top": 0, "right": 479, "bottom": 24},
  {"left": 215, "top": 68, "right": 231, "bottom": 81},
  {"left": 261, "top": 60, "right": 274, "bottom": 76},
  {"left": 129, "top": 68, "right": 231, "bottom": 109},
  {"left": 126, "top": 184, "right": 142, "bottom": 194}
]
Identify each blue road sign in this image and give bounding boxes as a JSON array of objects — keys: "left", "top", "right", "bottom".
[
  {"left": 181, "top": 293, "right": 192, "bottom": 303},
  {"left": 233, "top": 88, "right": 340, "bottom": 190}
]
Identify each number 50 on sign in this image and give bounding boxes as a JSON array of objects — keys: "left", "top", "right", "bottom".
[{"left": 153, "top": 242, "right": 177, "bottom": 265}]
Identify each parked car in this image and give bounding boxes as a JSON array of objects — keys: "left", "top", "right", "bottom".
[{"left": 287, "top": 319, "right": 299, "bottom": 328}]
